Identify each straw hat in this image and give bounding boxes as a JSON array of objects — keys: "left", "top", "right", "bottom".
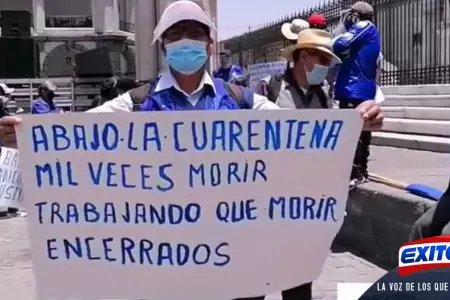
[
  {"left": 281, "top": 19, "right": 310, "bottom": 40},
  {"left": 281, "top": 29, "right": 341, "bottom": 65}
]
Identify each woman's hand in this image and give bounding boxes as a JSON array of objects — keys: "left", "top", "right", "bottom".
[
  {"left": 0, "top": 116, "right": 21, "bottom": 149},
  {"left": 356, "top": 100, "right": 384, "bottom": 131}
]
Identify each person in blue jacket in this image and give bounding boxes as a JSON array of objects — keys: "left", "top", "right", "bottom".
[
  {"left": 212, "top": 49, "right": 244, "bottom": 83},
  {"left": 31, "top": 81, "right": 62, "bottom": 114},
  {"left": 333, "top": 1, "right": 381, "bottom": 187},
  {"left": 140, "top": 1, "right": 259, "bottom": 112}
]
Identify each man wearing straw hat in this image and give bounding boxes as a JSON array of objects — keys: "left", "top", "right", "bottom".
[
  {"left": 250, "top": 29, "right": 384, "bottom": 300},
  {"left": 257, "top": 28, "right": 382, "bottom": 129},
  {"left": 254, "top": 19, "right": 310, "bottom": 100}
]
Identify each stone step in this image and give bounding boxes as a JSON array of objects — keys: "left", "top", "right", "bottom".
[
  {"left": 382, "top": 84, "right": 450, "bottom": 96},
  {"left": 382, "top": 118, "right": 450, "bottom": 137},
  {"left": 382, "top": 95, "right": 450, "bottom": 107},
  {"left": 372, "top": 132, "right": 450, "bottom": 153},
  {"left": 382, "top": 107, "right": 450, "bottom": 120}
]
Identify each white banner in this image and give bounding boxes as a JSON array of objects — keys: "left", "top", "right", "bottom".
[
  {"left": 16, "top": 110, "right": 362, "bottom": 300},
  {"left": 248, "top": 62, "right": 287, "bottom": 88},
  {"left": 0, "top": 146, "right": 22, "bottom": 208}
]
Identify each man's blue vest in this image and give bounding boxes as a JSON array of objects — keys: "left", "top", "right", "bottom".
[{"left": 140, "top": 79, "right": 240, "bottom": 111}]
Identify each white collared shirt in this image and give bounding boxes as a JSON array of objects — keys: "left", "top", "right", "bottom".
[
  {"left": 154, "top": 71, "right": 215, "bottom": 107},
  {"left": 88, "top": 71, "right": 281, "bottom": 113}
]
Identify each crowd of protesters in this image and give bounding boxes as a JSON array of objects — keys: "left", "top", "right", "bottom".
[
  {"left": 0, "top": 76, "right": 137, "bottom": 217},
  {"left": 218, "top": 2, "right": 381, "bottom": 188}
]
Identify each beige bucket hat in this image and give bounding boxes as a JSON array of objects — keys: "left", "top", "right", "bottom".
[
  {"left": 281, "top": 29, "right": 341, "bottom": 65},
  {"left": 281, "top": 19, "right": 310, "bottom": 40}
]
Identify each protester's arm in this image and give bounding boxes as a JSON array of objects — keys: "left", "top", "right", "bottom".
[
  {"left": 87, "top": 93, "right": 133, "bottom": 113},
  {"left": 252, "top": 93, "right": 280, "bottom": 110},
  {"left": 333, "top": 21, "right": 375, "bottom": 57},
  {"left": 235, "top": 84, "right": 279, "bottom": 110},
  {"left": 355, "top": 100, "right": 384, "bottom": 131}
]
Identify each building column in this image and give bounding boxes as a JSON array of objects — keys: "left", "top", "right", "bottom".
[
  {"left": 208, "top": 0, "right": 218, "bottom": 70},
  {"left": 32, "top": 0, "right": 46, "bottom": 34},
  {"left": 92, "top": 0, "right": 120, "bottom": 34},
  {"left": 134, "top": 0, "right": 158, "bottom": 80},
  {"left": 156, "top": 0, "right": 166, "bottom": 72}
]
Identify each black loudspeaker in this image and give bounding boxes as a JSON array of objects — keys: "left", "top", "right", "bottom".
[
  {"left": 0, "top": 37, "right": 38, "bottom": 78},
  {"left": 0, "top": 10, "right": 32, "bottom": 37},
  {"left": 75, "top": 47, "right": 114, "bottom": 78}
]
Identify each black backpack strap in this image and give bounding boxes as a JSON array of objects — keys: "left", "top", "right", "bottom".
[
  {"left": 267, "top": 74, "right": 283, "bottom": 103},
  {"left": 129, "top": 77, "right": 160, "bottom": 111},
  {"left": 299, "top": 86, "right": 329, "bottom": 109},
  {"left": 129, "top": 83, "right": 151, "bottom": 111},
  {"left": 314, "top": 86, "right": 329, "bottom": 108}
]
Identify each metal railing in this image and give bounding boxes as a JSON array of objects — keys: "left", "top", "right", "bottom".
[
  {"left": 222, "top": 0, "right": 450, "bottom": 85},
  {"left": 119, "top": 21, "right": 135, "bottom": 33},
  {"left": 1, "top": 77, "right": 110, "bottom": 113},
  {"left": 45, "top": 15, "right": 93, "bottom": 28}
]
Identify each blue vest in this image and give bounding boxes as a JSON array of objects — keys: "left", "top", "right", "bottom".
[{"left": 140, "top": 79, "right": 240, "bottom": 111}]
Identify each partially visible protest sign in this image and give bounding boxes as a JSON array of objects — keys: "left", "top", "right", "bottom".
[
  {"left": 0, "top": 147, "right": 22, "bottom": 209},
  {"left": 248, "top": 61, "right": 287, "bottom": 87},
  {"left": 16, "top": 110, "right": 362, "bottom": 300}
]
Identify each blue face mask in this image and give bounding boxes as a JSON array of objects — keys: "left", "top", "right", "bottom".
[
  {"left": 305, "top": 64, "right": 329, "bottom": 85},
  {"left": 165, "top": 39, "right": 208, "bottom": 75}
]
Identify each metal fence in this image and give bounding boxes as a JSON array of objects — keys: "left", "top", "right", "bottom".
[
  {"left": 119, "top": 21, "right": 136, "bottom": 33},
  {"left": 1, "top": 77, "right": 111, "bottom": 113},
  {"left": 222, "top": 0, "right": 450, "bottom": 86},
  {"left": 45, "top": 15, "right": 93, "bottom": 28}
]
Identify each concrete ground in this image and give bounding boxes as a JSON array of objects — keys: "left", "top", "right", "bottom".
[
  {"left": 1, "top": 146, "right": 448, "bottom": 299},
  {"left": 0, "top": 216, "right": 387, "bottom": 300},
  {"left": 369, "top": 146, "right": 450, "bottom": 190}
]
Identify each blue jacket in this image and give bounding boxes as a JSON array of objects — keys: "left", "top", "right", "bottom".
[
  {"left": 140, "top": 79, "right": 243, "bottom": 111},
  {"left": 213, "top": 65, "right": 243, "bottom": 82},
  {"left": 333, "top": 21, "right": 380, "bottom": 101},
  {"left": 31, "top": 98, "right": 59, "bottom": 114}
]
